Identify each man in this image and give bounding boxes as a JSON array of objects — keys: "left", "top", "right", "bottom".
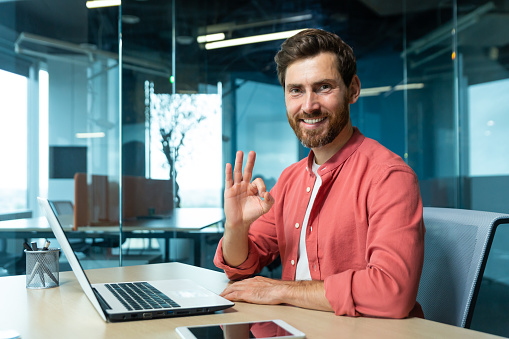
[{"left": 214, "top": 28, "right": 425, "bottom": 318}]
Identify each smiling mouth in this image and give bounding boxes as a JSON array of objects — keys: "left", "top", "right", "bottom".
[{"left": 302, "top": 117, "right": 326, "bottom": 124}]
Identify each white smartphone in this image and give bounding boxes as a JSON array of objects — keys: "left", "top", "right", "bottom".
[{"left": 175, "top": 319, "right": 306, "bottom": 339}]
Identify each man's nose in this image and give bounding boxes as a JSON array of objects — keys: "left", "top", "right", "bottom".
[{"left": 302, "top": 92, "right": 320, "bottom": 113}]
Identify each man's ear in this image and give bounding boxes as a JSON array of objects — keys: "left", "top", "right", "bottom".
[{"left": 348, "top": 75, "right": 361, "bottom": 104}]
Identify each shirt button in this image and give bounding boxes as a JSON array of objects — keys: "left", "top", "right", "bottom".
[
  {"left": 291, "top": 260, "right": 295, "bottom": 266},
  {"left": 313, "top": 264, "right": 317, "bottom": 270},
  {"left": 306, "top": 187, "right": 311, "bottom": 193},
  {"left": 295, "top": 223, "right": 300, "bottom": 229}
]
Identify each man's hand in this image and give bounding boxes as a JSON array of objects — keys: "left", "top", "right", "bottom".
[
  {"left": 220, "top": 276, "right": 333, "bottom": 312},
  {"left": 224, "top": 151, "right": 274, "bottom": 230},
  {"left": 221, "top": 276, "right": 287, "bottom": 305},
  {"left": 222, "top": 151, "right": 274, "bottom": 267}
]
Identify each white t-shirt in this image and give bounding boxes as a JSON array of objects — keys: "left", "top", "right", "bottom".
[{"left": 295, "top": 159, "right": 322, "bottom": 280}]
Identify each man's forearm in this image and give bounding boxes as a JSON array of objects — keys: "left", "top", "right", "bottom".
[
  {"left": 222, "top": 222, "right": 250, "bottom": 267},
  {"left": 277, "top": 280, "right": 333, "bottom": 312},
  {"left": 221, "top": 276, "right": 333, "bottom": 312}
]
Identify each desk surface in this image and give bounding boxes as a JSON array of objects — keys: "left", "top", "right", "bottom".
[
  {"left": 0, "top": 208, "right": 224, "bottom": 233},
  {"left": 0, "top": 263, "right": 502, "bottom": 339}
]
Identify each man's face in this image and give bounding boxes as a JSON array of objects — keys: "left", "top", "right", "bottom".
[{"left": 284, "top": 52, "right": 351, "bottom": 149}]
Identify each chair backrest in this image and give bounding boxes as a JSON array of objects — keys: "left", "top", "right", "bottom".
[
  {"left": 418, "top": 207, "right": 509, "bottom": 328},
  {"left": 73, "top": 173, "right": 173, "bottom": 229}
]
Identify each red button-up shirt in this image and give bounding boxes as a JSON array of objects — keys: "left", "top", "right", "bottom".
[{"left": 215, "top": 128, "right": 425, "bottom": 318}]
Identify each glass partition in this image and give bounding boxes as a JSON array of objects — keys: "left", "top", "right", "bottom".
[
  {"left": 458, "top": 1, "right": 509, "bottom": 214},
  {"left": 454, "top": 1, "right": 509, "bottom": 335},
  {"left": 404, "top": 0, "right": 509, "bottom": 213},
  {"left": 403, "top": 1, "right": 509, "bottom": 335},
  {"left": 1, "top": 4, "right": 508, "bottom": 335},
  {"left": 0, "top": 1, "right": 122, "bottom": 275},
  {"left": 404, "top": 1, "right": 459, "bottom": 207}
]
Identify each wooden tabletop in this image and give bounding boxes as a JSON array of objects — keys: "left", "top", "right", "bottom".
[
  {"left": 0, "top": 263, "right": 503, "bottom": 339},
  {"left": 0, "top": 208, "right": 224, "bottom": 233}
]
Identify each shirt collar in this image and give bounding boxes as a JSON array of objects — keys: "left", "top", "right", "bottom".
[{"left": 306, "top": 127, "right": 365, "bottom": 175}]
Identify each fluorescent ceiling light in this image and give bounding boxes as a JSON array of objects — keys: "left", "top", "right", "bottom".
[
  {"left": 197, "top": 33, "right": 225, "bottom": 43},
  {"left": 76, "top": 132, "right": 105, "bottom": 139},
  {"left": 359, "top": 86, "right": 392, "bottom": 97},
  {"left": 359, "top": 83, "right": 424, "bottom": 97},
  {"left": 205, "top": 29, "right": 306, "bottom": 50},
  {"left": 394, "top": 83, "right": 424, "bottom": 91},
  {"left": 86, "top": 0, "right": 121, "bottom": 9}
]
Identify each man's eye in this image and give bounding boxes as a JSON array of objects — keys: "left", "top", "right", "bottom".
[
  {"left": 289, "top": 88, "right": 301, "bottom": 94},
  {"left": 319, "top": 84, "right": 331, "bottom": 91}
]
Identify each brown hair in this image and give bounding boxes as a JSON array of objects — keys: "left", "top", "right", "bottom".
[{"left": 274, "top": 28, "right": 357, "bottom": 88}]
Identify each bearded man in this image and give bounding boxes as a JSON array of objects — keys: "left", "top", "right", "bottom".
[{"left": 214, "top": 28, "right": 425, "bottom": 319}]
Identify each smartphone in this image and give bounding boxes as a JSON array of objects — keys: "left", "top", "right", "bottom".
[{"left": 175, "top": 319, "right": 306, "bottom": 339}]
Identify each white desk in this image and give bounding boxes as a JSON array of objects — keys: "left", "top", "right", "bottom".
[
  {"left": 0, "top": 263, "right": 503, "bottom": 339},
  {"left": 0, "top": 208, "right": 224, "bottom": 266},
  {"left": 0, "top": 208, "right": 225, "bottom": 233}
]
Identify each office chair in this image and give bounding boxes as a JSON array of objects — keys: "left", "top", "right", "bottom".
[
  {"left": 417, "top": 207, "right": 509, "bottom": 328},
  {"left": 49, "top": 200, "right": 93, "bottom": 253},
  {"left": 50, "top": 200, "right": 126, "bottom": 255}
]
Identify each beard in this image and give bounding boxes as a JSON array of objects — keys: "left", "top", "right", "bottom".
[{"left": 287, "top": 99, "right": 350, "bottom": 149}]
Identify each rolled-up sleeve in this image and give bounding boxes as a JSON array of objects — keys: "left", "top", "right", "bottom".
[
  {"left": 214, "top": 197, "right": 281, "bottom": 281},
  {"left": 214, "top": 237, "right": 263, "bottom": 280}
]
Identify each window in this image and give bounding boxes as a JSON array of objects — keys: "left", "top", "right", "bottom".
[
  {"left": 468, "top": 78, "right": 509, "bottom": 176},
  {"left": 0, "top": 69, "right": 28, "bottom": 213},
  {"left": 147, "top": 84, "right": 223, "bottom": 207},
  {"left": 235, "top": 79, "right": 296, "bottom": 190}
]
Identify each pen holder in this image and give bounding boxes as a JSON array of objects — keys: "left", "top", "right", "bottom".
[{"left": 25, "top": 249, "right": 60, "bottom": 289}]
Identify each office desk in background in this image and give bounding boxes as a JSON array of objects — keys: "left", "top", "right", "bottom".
[
  {"left": 0, "top": 208, "right": 224, "bottom": 266},
  {"left": 0, "top": 262, "right": 503, "bottom": 339}
]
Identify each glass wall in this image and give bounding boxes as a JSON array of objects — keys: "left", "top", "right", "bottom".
[
  {"left": 404, "top": 1, "right": 509, "bottom": 335},
  {"left": 404, "top": 0, "right": 509, "bottom": 213},
  {"left": 1, "top": 3, "right": 508, "bottom": 335},
  {"left": 0, "top": 0, "right": 122, "bottom": 275},
  {"left": 457, "top": 3, "right": 509, "bottom": 335},
  {"left": 404, "top": 2, "right": 459, "bottom": 207}
]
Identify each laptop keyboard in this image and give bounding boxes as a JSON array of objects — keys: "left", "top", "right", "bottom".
[{"left": 105, "top": 282, "right": 180, "bottom": 311}]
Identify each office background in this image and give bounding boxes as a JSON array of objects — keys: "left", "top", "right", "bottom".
[{"left": 0, "top": 0, "right": 508, "bottom": 336}]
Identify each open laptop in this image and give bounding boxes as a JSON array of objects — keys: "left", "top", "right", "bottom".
[{"left": 37, "top": 197, "right": 234, "bottom": 322}]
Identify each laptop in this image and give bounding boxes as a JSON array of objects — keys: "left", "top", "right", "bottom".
[{"left": 37, "top": 197, "right": 234, "bottom": 322}]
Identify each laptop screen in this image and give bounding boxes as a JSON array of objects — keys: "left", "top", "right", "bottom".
[{"left": 38, "top": 197, "right": 108, "bottom": 321}]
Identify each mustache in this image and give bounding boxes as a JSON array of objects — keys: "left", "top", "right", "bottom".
[{"left": 294, "top": 111, "right": 326, "bottom": 120}]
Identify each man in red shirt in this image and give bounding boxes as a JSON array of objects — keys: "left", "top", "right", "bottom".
[{"left": 214, "top": 28, "right": 425, "bottom": 318}]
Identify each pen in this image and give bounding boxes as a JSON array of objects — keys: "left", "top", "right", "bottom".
[
  {"left": 42, "top": 239, "right": 51, "bottom": 251},
  {"left": 31, "top": 241, "right": 38, "bottom": 251},
  {"left": 23, "top": 242, "right": 33, "bottom": 251}
]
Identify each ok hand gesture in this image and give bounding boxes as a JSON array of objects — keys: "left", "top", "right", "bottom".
[{"left": 224, "top": 151, "right": 274, "bottom": 232}]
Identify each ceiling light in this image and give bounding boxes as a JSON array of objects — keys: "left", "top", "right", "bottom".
[
  {"left": 200, "top": 14, "right": 312, "bottom": 35},
  {"left": 205, "top": 29, "right": 306, "bottom": 50},
  {"left": 359, "top": 86, "right": 392, "bottom": 97},
  {"left": 76, "top": 132, "right": 105, "bottom": 139},
  {"left": 394, "top": 83, "right": 425, "bottom": 91},
  {"left": 122, "top": 15, "right": 140, "bottom": 24},
  {"left": 86, "top": 0, "right": 121, "bottom": 9},
  {"left": 197, "top": 33, "right": 226, "bottom": 44},
  {"left": 177, "top": 36, "right": 194, "bottom": 45},
  {"left": 359, "top": 83, "right": 424, "bottom": 97}
]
